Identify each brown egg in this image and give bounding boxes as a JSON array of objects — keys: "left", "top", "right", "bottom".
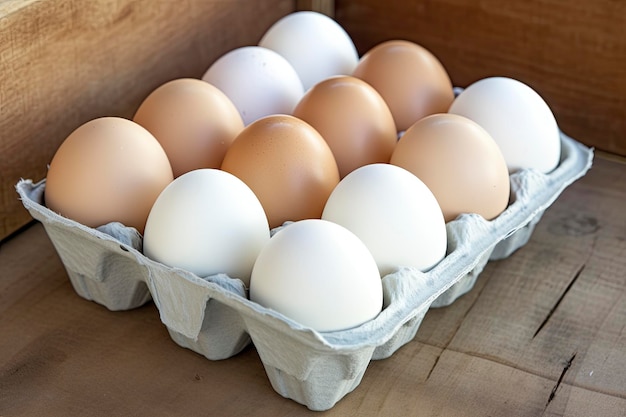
[
  {"left": 45, "top": 117, "right": 174, "bottom": 233},
  {"left": 221, "top": 115, "right": 340, "bottom": 228},
  {"left": 292, "top": 76, "right": 397, "bottom": 178},
  {"left": 133, "top": 78, "right": 244, "bottom": 177},
  {"left": 352, "top": 40, "right": 455, "bottom": 132},
  {"left": 390, "top": 114, "right": 510, "bottom": 222}
]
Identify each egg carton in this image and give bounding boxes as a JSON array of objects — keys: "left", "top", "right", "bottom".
[{"left": 16, "top": 132, "right": 592, "bottom": 411}]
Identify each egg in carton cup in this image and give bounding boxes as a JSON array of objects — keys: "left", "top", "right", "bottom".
[{"left": 16, "top": 131, "right": 592, "bottom": 410}]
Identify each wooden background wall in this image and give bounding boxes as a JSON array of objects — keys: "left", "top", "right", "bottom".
[{"left": 1, "top": 0, "right": 624, "bottom": 241}]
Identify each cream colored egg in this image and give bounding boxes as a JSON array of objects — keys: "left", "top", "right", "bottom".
[
  {"left": 133, "top": 78, "right": 244, "bottom": 177},
  {"left": 353, "top": 40, "right": 454, "bottom": 132},
  {"left": 293, "top": 76, "right": 397, "bottom": 178},
  {"left": 390, "top": 113, "right": 510, "bottom": 222},
  {"left": 44, "top": 117, "right": 173, "bottom": 233}
]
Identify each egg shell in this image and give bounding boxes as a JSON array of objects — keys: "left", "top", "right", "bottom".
[
  {"left": 390, "top": 113, "right": 511, "bottom": 222},
  {"left": 259, "top": 11, "right": 359, "bottom": 91},
  {"left": 202, "top": 46, "right": 304, "bottom": 126},
  {"left": 143, "top": 169, "right": 270, "bottom": 286},
  {"left": 448, "top": 76, "right": 561, "bottom": 174},
  {"left": 133, "top": 78, "right": 244, "bottom": 177},
  {"left": 293, "top": 76, "right": 398, "bottom": 178},
  {"left": 249, "top": 219, "right": 383, "bottom": 332},
  {"left": 221, "top": 114, "right": 340, "bottom": 229},
  {"left": 44, "top": 117, "right": 173, "bottom": 233},
  {"left": 352, "top": 40, "right": 455, "bottom": 132},
  {"left": 322, "top": 163, "right": 447, "bottom": 276}
]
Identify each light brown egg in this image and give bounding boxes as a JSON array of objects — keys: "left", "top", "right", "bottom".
[
  {"left": 133, "top": 78, "right": 244, "bottom": 177},
  {"left": 352, "top": 40, "right": 455, "bottom": 132},
  {"left": 390, "top": 114, "right": 510, "bottom": 222},
  {"left": 45, "top": 117, "right": 174, "bottom": 233},
  {"left": 221, "top": 114, "right": 340, "bottom": 229},
  {"left": 292, "top": 75, "right": 397, "bottom": 178}
]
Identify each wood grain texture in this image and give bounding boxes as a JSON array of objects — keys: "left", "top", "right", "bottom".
[
  {"left": 0, "top": 0, "right": 294, "bottom": 240},
  {"left": 334, "top": 0, "right": 626, "bottom": 154},
  {"left": 1, "top": 155, "right": 625, "bottom": 416},
  {"left": 296, "top": 0, "right": 335, "bottom": 16}
]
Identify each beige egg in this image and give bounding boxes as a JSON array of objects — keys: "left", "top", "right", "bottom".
[
  {"left": 221, "top": 114, "right": 340, "bottom": 229},
  {"left": 352, "top": 40, "right": 455, "bottom": 132},
  {"left": 133, "top": 78, "right": 244, "bottom": 177},
  {"left": 390, "top": 113, "right": 510, "bottom": 222},
  {"left": 293, "top": 76, "right": 397, "bottom": 178},
  {"left": 45, "top": 117, "right": 174, "bottom": 233}
]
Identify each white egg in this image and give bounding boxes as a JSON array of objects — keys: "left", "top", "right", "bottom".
[
  {"left": 143, "top": 169, "right": 270, "bottom": 286},
  {"left": 448, "top": 76, "right": 561, "bottom": 174},
  {"left": 322, "top": 163, "right": 447, "bottom": 276},
  {"left": 259, "top": 11, "right": 359, "bottom": 91},
  {"left": 202, "top": 46, "right": 304, "bottom": 125},
  {"left": 249, "top": 219, "right": 383, "bottom": 332}
]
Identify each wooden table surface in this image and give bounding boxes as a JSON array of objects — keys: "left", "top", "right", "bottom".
[{"left": 2, "top": 154, "right": 625, "bottom": 417}]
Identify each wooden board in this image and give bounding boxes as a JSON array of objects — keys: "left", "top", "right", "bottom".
[
  {"left": 1, "top": 154, "right": 625, "bottom": 416},
  {"left": 0, "top": 0, "right": 294, "bottom": 240},
  {"left": 334, "top": 0, "right": 626, "bottom": 156}
]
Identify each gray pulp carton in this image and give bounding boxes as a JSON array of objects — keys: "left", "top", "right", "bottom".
[{"left": 16, "top": 132, "right": 592, "bottom": 411}]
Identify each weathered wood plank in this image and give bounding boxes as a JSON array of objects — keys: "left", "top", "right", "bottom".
[
  {"left": 296, "top": 0, "right": 335, "bottom": 16},
  {"left": 444, "top": 157, "right": 626, "bottom": 396}
]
